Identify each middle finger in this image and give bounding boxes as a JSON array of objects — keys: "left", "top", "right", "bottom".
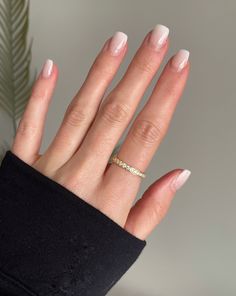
[{"left": 63, "top": 24, "right": 170, "bottom": 179}]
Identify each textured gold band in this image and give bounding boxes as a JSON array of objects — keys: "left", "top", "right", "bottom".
[{"left": 109, "top": 153, "right": 146, "bottom": 178}]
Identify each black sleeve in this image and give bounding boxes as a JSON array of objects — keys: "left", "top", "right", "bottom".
[{"left": 0, "top": 150, "right": 146, "bottom": 296}]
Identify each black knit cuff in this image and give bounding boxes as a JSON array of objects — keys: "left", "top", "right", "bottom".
[{"left": 0, "top": 150, "right": 146, "bottom": 296}]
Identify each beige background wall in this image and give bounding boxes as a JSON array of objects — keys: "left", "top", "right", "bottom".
[{"left": 1, "top": 0, "right": 235, "bottom": 295}]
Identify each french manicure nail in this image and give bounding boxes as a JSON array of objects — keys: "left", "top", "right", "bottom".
[
  {"left": 171, "top": 169, "right": 191, "bottom": 191},
  {"left": 171, "top": 49, "right": 190, "bottom": 72},
  {"left": 109, "top": 31, "right": 128, "bottom": 56},
  {"left": 42, "top": 59, "right": 53, "bottom": 78},
  {"left": 148, "top": 24, "right": 169, "bottom": 51}
]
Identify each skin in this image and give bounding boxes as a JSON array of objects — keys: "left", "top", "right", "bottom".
[{"left": 11, "top": 29, "right": 190, "bottom": 241}]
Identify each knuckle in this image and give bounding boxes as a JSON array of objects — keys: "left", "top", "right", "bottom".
[
  {"left": 100, "top": 98, "right": 130, "bottom": 125},
  {"left": 17, "top": 119, "right": 38, "bottom": 137},
  {"left": 131, "top": 119, "right": 164, "bottom": 146},
  {"left": 133, "top": 55, "right": 156, "bottom": 74},
  {"left": 64, "top": 104, "right": 87, "bottom": 127},
  {"left": 30, "top": 87, "right": 47, "bottom": 101},
  {"left": 92, "top": 57, "right": 114, "bottom": 76}
]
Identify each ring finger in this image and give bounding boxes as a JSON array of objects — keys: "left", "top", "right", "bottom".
[{"left": 104, "top": 49, "right": 190, "bottom": 216}]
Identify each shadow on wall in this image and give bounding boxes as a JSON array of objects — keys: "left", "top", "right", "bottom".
[{"left": 109, "top": 286, "right": 160, "bottom": 296}]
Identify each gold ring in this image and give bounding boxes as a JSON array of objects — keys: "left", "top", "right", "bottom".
[{"left": 109, "top": 153, "right": 146, "bottom": 178}]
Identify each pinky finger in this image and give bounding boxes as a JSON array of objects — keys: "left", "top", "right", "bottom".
[
  {"left": 124, "top": 168, "right": 191, "bottom": 240},
  {"left": 11, "top": 59, "right": 58, "bottom": 164}
]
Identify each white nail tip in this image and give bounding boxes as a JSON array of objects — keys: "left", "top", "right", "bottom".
[
  {"left": 110, "top": 31, "right": 128, "bottom": 56},
  {"left": 172, "top": 49, "right": 190, "bottom": 71},
  {"left": 42, "top": 59, "right": 53, "bottom": 78},
  {"left": 149, "top": 24, "right": 169, "bottom": 50},
  {"left": 172, "top": 169, "right": 191, "bottom": 191}
]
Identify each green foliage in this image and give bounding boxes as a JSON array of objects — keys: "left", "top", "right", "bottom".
[
  {"left": 0, "top": 139, "right": 9, "bottom": 163},
  {"left": 0, "top": 0, "right": 36, "bottom": 161}
]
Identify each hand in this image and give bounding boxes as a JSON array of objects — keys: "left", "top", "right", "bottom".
[{"left": 11, "top": 24, "right": 191, "bottom": 241}]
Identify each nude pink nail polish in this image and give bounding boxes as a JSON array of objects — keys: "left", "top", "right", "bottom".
[
  {"left": 109, "top": 31, "right": 128, "bottom": 56},
  {"left": 171, "top": 169, "right": 191, "bottom": 191},
  {"left": 42, "top": 59, "right": 53, "bottom": 78},
  {"left": 171, "top": 49, "right": 190, "bottom": 72},
  {"left": 148, "top": 24, "right": 169, "bottom": 51}
]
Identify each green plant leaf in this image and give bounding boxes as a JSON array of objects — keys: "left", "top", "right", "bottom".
[
  {"left": 0, "top": 0, "right": 36, "bottom": 135},
  {"left": 0, "top": 139, "right": 10, "bottom": 164}
]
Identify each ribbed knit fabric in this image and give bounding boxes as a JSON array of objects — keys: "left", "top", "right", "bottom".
[{"left": 0, "top": 150, "right": 146, "bottom": 296}]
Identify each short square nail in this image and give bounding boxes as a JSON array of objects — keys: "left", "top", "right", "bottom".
[
  {"left": 148, "top": 24, "right": 169, "bottom": 51},
  {"left": 171, "top": 49, "right": 190, "bottom": 72},
  {"left": 108, "top": 31, "right": 128, "bottom": 56},
  {"left": 42, "top": 59, "right": 53, "bottom": 78}
]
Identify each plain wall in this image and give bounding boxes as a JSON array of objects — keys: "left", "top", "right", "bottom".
[{"left": 1, "top": 0, "right": 236, "bottom": 295}]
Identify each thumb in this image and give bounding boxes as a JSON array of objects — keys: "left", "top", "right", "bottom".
[{"left": 124, "top": 168, "right": 191, "bottom": 240}]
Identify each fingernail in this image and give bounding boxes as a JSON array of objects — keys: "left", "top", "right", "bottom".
[
  {"left": 108, "top": 31, "right": 128, "bottom": 56},
  {"left": 171, "top": 49, "right": 190, "bottom": 72},
  {"left": 148, "top": 24, "right": 169, "bottom": 51},
  {"left": 41, "top": 59, "right": 53, "bottom": 78},
  {"left": 171, "top": 169, "right": 191, "bottom": 191}
]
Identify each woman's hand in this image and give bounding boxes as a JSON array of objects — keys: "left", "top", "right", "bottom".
[{"left": 11, "top": 24, "right": 191, "bottom": 241}]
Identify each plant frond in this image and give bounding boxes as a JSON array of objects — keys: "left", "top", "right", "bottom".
[
  {"left": 0, "top": 0, "right": 36, "bottom": 134},
  {"left": 0, "top": 139, "right": 10, "bottom": 164}
]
